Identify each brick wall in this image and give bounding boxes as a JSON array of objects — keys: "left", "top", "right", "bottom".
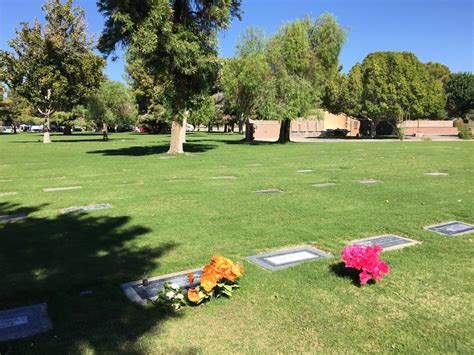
[
  {"left": 400, "top": 120, "right": 458, "bottom": 136},
  {"left": 251, "top": 111, "right": 360, "bottom": 141}
]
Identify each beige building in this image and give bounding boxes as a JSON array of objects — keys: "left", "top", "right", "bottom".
[{"left": 251, "top": 111, "right": 360, "bottom": 141}]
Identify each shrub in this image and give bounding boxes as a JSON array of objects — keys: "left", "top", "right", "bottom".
[{"left": 458, "top": 125, "right": 472, "bottom": 140}]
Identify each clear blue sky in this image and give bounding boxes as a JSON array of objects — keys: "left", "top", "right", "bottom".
[{"left": 1, "top": 0, "right": 473, "bottom": 84}]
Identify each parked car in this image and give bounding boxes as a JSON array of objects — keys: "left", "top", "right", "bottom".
[
  {"left": 1, "top": 126, "right": 14, "bottom": 134},
  {"left": 321, "top": 128, "right": 350, "bottom": 138},
  {"left": 19, "top": 124, "right": 31, "bottom": 132},
  {"left": 30, "top": 125, "right": 43, "bottom": 132}
]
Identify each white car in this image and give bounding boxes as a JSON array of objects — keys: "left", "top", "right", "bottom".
[
  {"left": 30, "top": 125, "right": 43, "bottom": 132},
  {"left": 1, "top": 126, "right": 14, "bottom": 134}
]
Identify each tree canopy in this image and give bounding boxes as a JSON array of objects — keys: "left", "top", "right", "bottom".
[
  {"left": 0, "top": 0, "right": 105, "bottom": 143},
  {"left": 424, "top": 62, "right": 452, "bottom": 88},
  {"left": 220, "top": 28, "right": 277, "bottom": 140},
  {"left": 445, "top": 72, "right": 474, "bottom": 119},
  {"left": 85, "top": 80, "right": 137, "bottom": 140},
  {"left": 329, "top": 52, "right": 446, "bottom": 133},
  {"left": 266, "top": 14, "right": 346, "bottom": 142},
  {"left": 98, "top": 0, "right": 242, "bottom": 153},
  {"left": 220, "top": 14, "right": 346, "bottom": 142}
]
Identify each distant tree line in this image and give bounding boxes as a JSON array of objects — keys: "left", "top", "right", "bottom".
[{"left": 1, "top": 0, "right": 472, "bottom": 147}]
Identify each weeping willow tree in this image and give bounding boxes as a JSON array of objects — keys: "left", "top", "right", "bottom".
[{"left": 266, "top": 14, "right": 347, "bottom": 143}]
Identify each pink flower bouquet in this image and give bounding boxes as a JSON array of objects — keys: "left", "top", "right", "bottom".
[{"left": 341, "top": 244, "right": 390, "bottom": 284}]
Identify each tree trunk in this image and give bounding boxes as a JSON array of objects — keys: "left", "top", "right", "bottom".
[
  {"left": 180, "top": 116, "right": 187, "bottom": 143},
  {"left": 168, "top": 116, "right": 184, "bottom": 154},
  {"left": 245, "top": 118, "right": 254, "bottom": 143},
  {"left": 238, "top": 115, "right": 244, "bottom": 134},
  {"left": 224, "top": 123, "right": 228, "bottom": 133},
  {"left": 43, "top": 114, "right": 51, "bottom": 144},
  {"left": 13, "top": 125, "right": 17, "bottom": 134},
  {"left": 64, "top": 125, "right": 72, "bottom": 135},
  {"left": 102, "top": 122, "right": 108, "bottom": 141},
  {"left": 278, "top": 119, "right": 291, "bottom": 143},
  {"left": 208, "top": 124, "right": 212, "bottom": 133}
]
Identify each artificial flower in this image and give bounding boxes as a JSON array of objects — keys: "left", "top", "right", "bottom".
[
  {"left": 200, "top": 271, "right": 219, "bottom": 292},
  {"left": 187, "top": 288, "right": 201, "bottom": 303}
]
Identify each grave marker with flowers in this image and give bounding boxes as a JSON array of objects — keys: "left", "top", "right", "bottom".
[{"left": 152, "top": 256, "right": 244, "bottom": 311}]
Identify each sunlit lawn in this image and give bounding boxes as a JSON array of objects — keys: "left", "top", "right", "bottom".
[{"left": 1, "top": 132, "right": 473, "bottom": 353}]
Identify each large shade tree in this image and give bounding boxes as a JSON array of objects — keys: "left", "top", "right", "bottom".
[
  {"left": 330, "top": 52, "right": 446, "bottom": 136},
  {"left": 424, "top": 62, "right": 452, "bottom": 88},
  {"left": 85, "top": 80, "right": 137, "bottom": 140},
  {"left": 97, "top": 0, "right": 242, "bottom": 153},
  {"left": 125, "top": 51, "right": 172, "bottom": 134},
  {"left": 221, "top": 28, "right": 278, "bottom": 142},
  {"left": 266, "top": 14, "right": 346, "bottom": 142},
  {"left": 0, "top": 86, "right": 34, "bottom": 133},
  {"left": 0, "top": 0, "right": 105, "bottom": 143},
  {"left": 445, "top": 72, "right": 474, "bottom": 119}
]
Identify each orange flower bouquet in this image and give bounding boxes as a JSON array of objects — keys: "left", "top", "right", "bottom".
[{"left": 187, "top": 256, "right": 244, "bottom": 305}]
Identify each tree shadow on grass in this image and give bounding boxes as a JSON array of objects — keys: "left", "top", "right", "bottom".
[
  {"left": 330, "top": 262, "right": 364, "bottom": 287},
  {"left": 0, "top": 202, "right": 184, "bottom": 354},
  {"left": 87, "top": 143, "right": 216, "bottom": 156}
]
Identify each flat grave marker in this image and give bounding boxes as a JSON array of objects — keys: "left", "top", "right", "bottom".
[
  {"left": 122, "top": 268, "right": 203, "bottom": 306},
  {"left": 354, "top": 179, "right": 382, "bottom": 184},
  {"left": 0, "top": 303, "right": 52, "bottom": 341},
  {"left": 312, "top": 182, "right": 338, "bottom": 188},
  {"left": 60, "top": 203, "right": 112, "bottom": 214},
  {"left": 0, "top": 213, "right": 27, "bottom": 222},
  {"left": 159, "top": 156, "right": 176, "bottom": 160},
  {"left": 0, "top": 192, "right": 17, "bottom": 197},
  {"left": 210, "top": 176, "right": 237, "bottom": 180},
  {"left": 40, "top": 176, "right": 66, "bottom": 181},
  {"left": 43, "top": 186, "right": 82, "bottom": 192},
  {"left": 424, "top": 221, "right": 474, "bottom": 236},
  {"left": 424, "top": 172, "right": 449, "bottom": 176},
  {"left": 245, "top": 245, "right": 332, "bottom": 271},
  {"left": 348, "top": 235, "right": 419, "bottom": 251},
  {"left": 115, "top": 181, "right": 144, "bottom": 186},
  {"left": 297, "top": 169, "right": 314, "bottom": 173},
  {"left": 24, "top": 162, "right": 47, "bottom": 166},
  {"left": 255, "top": 188, "right": 283, "bottom": 194}
]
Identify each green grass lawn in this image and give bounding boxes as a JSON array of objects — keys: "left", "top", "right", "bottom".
[{"left": 1, "top": 132, "right": 473, "bottom": 354}]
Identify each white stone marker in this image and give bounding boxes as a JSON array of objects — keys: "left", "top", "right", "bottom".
[
  {"left": 159, "top": 156, "right": 176, "bottom": 160},
  {"left": 43, "top": 186, "right": 82, "bottom": 192},
  {"left": 297, "top": 169, "right": 314, "bottom": 173},
  {"left": 0, "top": 192, "right": 17, "bottom": 197},
  {"left": 312, "top": 183, "right": 338, "bottom": 187},
  {"left": 424, "top": 172, "right": 449, "bottom": 176},
  {"left": 354, "top": 179, "right": 381, "bottom": 184}
]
